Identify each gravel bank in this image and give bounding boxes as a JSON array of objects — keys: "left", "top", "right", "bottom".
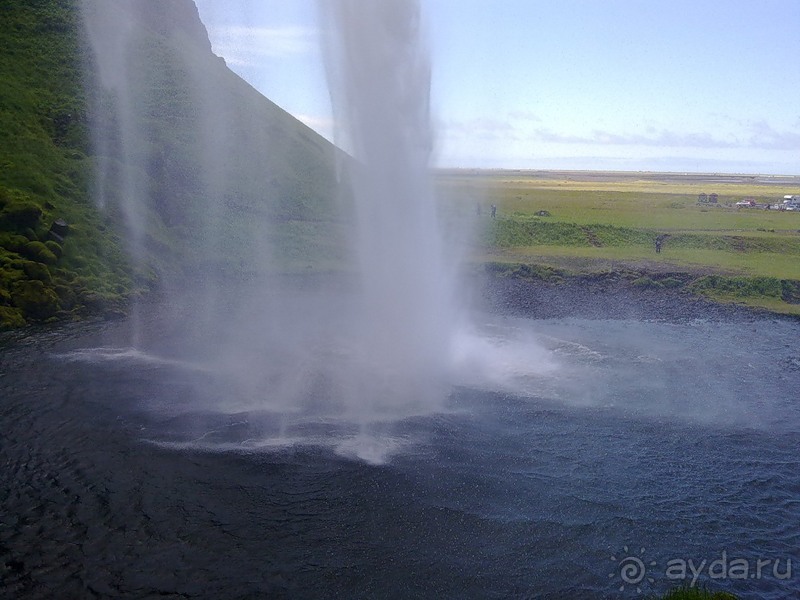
[{"left": 478, "top": 272, "right": 789, "bottom": 323}]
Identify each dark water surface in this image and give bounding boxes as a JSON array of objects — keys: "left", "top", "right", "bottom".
[{"left": 2, "top": 306, "right": 799, "bottom": 599}]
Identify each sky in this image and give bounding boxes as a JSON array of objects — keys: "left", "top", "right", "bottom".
[{"left": 194, "top": 0, "right": 800, "bottom": 175}]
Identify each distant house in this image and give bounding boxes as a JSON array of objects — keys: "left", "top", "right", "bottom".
[
  {"left": 709, "top": 193, "right": 718, "bottom": 203},
  {"left": 698, "top": 192, "right": 708, "bottom": 203},
  {"left": 782, "top": 195, "right": 800, "bottom": 210}
]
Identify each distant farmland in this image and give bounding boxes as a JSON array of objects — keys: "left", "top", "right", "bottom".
[{"left": 437, "top": 170, "right": 800, "bottom": 314}]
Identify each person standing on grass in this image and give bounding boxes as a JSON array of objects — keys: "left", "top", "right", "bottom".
[
  {"left": 491, "top": 204, "right": 497, "bottom": 219},
  {"left": 655, "top": 238, "right": 662, "bottom": 253}
]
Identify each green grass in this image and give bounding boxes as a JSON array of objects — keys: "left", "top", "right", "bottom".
[
  {"left": 688, "top": 275, "right": 800, "bottom": 315},
  {"left": 80, "top": 3, "right": 344, "bottom": 279},
  {"left": 492, "top": 244, "right": 800, "bottom": 279},
  {"left": 0, "top": 0, "right": 133, "bottom": 327},
  {"left": 0, "top": 0, "right": 344, "bottom": 328},
  {"left": 487, "top": 190, "right": 800, "bottom": 234},
  {"left": 439, "top": 175, "right": 800, "bottom": 231},
  {"left": 440, "top": 171, "right": 800, "bottom": 315}
]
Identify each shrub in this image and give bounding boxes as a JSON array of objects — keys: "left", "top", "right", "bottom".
[
  {"left": 484, "top": 261, "right": 567, "bottom": 282},
  {"left": 632, "top": 276, "right": 663, "bottom": 289},
  {"left": 661, "top": 277, "right": 684, "bottom": 289},
  {"left": 689, "top": 275, "right": 783, "bottom": 300},
  {"left": 487, "top": 218, "right": 588, "bottom": 247},
  {"left": 781, "top": 280, "right": 800, "bottom": 303}
]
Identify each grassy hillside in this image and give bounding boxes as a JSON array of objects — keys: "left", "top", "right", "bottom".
[
  {"left": 82, "top": 0, "right": 346, "bottom": 279},
  {"left": 0, "top": 0, "right": 132, "bottom": 327},
  {"left": 0, "top": 0, "right": 345, "bottom": 329}
]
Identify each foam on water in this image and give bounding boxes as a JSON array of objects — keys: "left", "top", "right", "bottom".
[{"left": 56, "top": 347, "right": 209, "bottom": 372}]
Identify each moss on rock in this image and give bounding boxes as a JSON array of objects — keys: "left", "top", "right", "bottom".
[
  {"left": 44, "top": 239, "right": 63, "bottom": 258},
  {"left": 0, "top": 305, "right": 26, "bottom": 329},
  {"left": 11, "top": 279, "right": 60, "bottom": 320},
  {"left": 22, "top": 240, "right": 58, "bottom": 264},
  {"left": 21, "top": 260, "right": 52, "bottom": 282},
  {"left": 0, "top": 200, "right": 43, "bottom": 231}
]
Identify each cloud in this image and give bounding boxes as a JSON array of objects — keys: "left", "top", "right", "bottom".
[
  {"left": 441, "top": 117, "right": 519, "bottom": 141},
  {"left": 440, "top": 112, "right": 800, "bottom": 151},
  {"left": 507, "top": 110, "right": 542, "bottom": 123},
  {"left": 209, "top": 25, "right": 316, "bottom": 65},
  {"left": 530, "top": 123, "right": 800, "bottom": 151},
  {"left": 529, "top": 127, "right": 738, "bottom": 148},
  {"left": 745, "top": 120, "right": 800, "bottom": 151}
]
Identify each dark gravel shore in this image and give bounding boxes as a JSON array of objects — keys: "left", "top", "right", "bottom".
[
  {"left": 478, "top": 272, "right": 790, "bottom": 323},
  {"left": 0, "top": 271, "right": 792, "bottom": 349}
]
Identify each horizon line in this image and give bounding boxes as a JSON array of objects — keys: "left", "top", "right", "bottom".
[{"left": 432, "top": 167, "right": 800, "bottom": 179}]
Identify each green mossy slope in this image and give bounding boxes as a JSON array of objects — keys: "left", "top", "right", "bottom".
[
  {"left": 82, "top": 0, "right": 345, "bottom": 280},
  {"left": 1, "top": 0, "right": 345, "bottom": 329},
  {"left": 0, "top": 0, "right": 132, "bottom": 327}
]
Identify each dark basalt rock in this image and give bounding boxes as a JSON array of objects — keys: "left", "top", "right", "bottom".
[{"left": 49, "top": 218, "right": 69, "bottom": 238}]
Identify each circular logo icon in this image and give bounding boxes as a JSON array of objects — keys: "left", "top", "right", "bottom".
[{"left": 610, "top": 546, "right": 657, "bottom": 593}]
